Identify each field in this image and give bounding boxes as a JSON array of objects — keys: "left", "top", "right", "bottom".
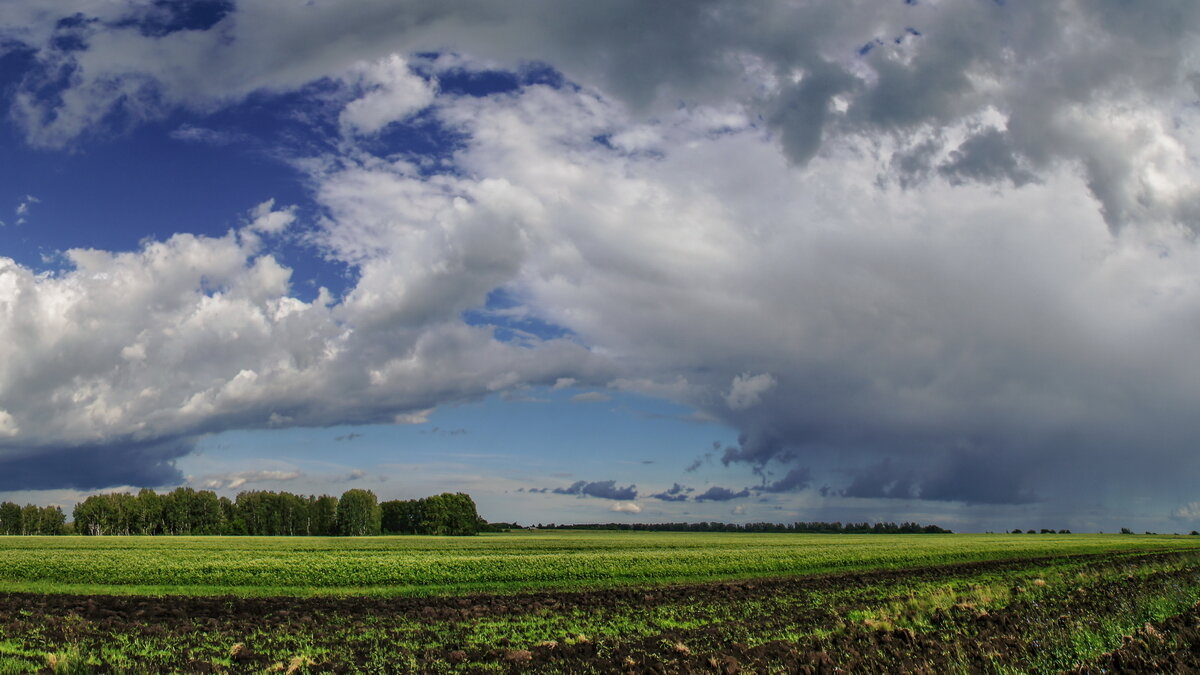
[{"left": 2, "top": 532, "right": 1200, "bottom": 672}]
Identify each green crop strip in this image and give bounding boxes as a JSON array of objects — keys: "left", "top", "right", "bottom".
[{"left": 0, "top": 532, "right": 1197, "bottom": 596}]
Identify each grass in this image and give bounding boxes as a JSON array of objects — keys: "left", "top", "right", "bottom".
[{"left": 0, "top": 531, "right": 1197, "bottom": 596}]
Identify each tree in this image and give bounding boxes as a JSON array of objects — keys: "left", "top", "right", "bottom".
[
  {"left": 310, "top": 495, "right": 339, "bottom": 536},
  {"left": 0, "top": 502, "right": 20, "bottom": 535},
  {"left": 380, "top": 499, "right": 418, "bottom": 534},
  {"left": 37, "top": 506, "right": 65, "bottom": 535},
  {"left": 337, "top": 489, "right": 381, "bottom": 536},
  {"left": 19, "top": 505, "right": 38, "bottom": 535},
  {"left": 135, "top": 488, "right": 163, "bottom": 535}
]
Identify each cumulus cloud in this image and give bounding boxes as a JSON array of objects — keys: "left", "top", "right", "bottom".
[
  {"left": 245, "top": 199, "right": 297, "bottom": 235},
  {"left": 552, "top": 480, "right": 637, "bottom": 501},
  {"left": 610, "top": 501, "right": 640, "bottom": 514},
  {"left": 0, "top": 1, "right": 1200, "bottom": 522},
  {"left": 1173, "top": 503, "right": 1200, "bottom": 521},
  {"left": 724, "top": 373, "right": 776, "bottom": 411},
  {"left": 694, "top": 486, "right": 750, "bottom": 502},
  {"left": 0, "top": 219, "right": 600, "bottom": 488},
  {"left": 650, "top": 483, "right": 691, "bottom": 502},
  {"left": 339, "top": 54, "right": 435, "bottom": 136}
]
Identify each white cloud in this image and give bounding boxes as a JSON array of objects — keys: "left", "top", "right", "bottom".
[
  {"left": 724, "top": 373, "right": 776, "bottom": 411},
  {"left": 393, "top": 409, "right": 434, "bottom": 425},
  {"left": 246, "top": 199, "right": 297, "bottom": 235},
  {"left": 14, "top": 195, "right": 38, "bottom": 225},
  {"left": 571, "top": 392, "right": 611, "bottom": 403},
  {"left": 196, "top": 469, "right": 302, "bottom": 490},
  {"left": 0, "top": 409, "right": 18, "bottom": 437},
  {"left": 168, "top": 125, "right": 245, "bottom": 146},
  {"left": 610, "top": 501, "right": 640, "bottom": 514},
  {"left": 339, "top": 55, "right": 435, "bottom": 136},
  {"left": 0, "top": 221, "right": 599, "bottom": 487},
  {"left": 1173, "top": 503, "right": 1200, "bottom": 521}
]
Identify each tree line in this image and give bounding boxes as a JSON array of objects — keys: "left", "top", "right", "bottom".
[
  {"left": 58, "top": 488, "right": 483, "bottom": 536},
  {"left": 536, "top": 521, "right": 952, "bottom": 534},
  {"left": 0, "top": 502, "right": 67, "bottom": 535},
  {"left": 380, "top": 493, "right": 482, "bottom": 535}
]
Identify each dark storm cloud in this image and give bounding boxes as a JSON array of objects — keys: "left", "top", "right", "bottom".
[
  {"left": 552, "top": 480, "right": 637, "bottom": 501},
  {"left": 0, "top": 438, "right": 193, "bottom": 491},
  {"left": 937, "top": 129, "right": 1037, "bottom": 188},
  {"left": 650, "top": 482, "right": 692, "bottom": 502},
  {"left": 839, "top": 459, "right": 918, "bottom": 501},
  {"left": 693, "top": 486, "right": 750, "bottom": 502},
  {"left": 835, "top": 452, "right": 1036, "bottom": 505},
  {"left": 755, "top": 467, "right": 812, "bottom": 494}
]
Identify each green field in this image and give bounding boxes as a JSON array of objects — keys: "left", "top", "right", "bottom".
[
  {"left": 0, "top": 531, "right": 1198, "bottom": 596},
  {"left": 5, "top": 533, "right": 1200, "bottom": 672}
]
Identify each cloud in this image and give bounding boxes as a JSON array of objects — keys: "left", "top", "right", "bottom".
[
  {"left": 339, "top": 55, "right": 435, "bottom": 136},
  {"left": 196, "top": 469, "right": 302, "bottom": 490},
  {"left": 0, "top": 222, "right": 600, "bottom": 488},
  {"left": 650, "top": 482, "right": 692, "bottom": 502},
  {"left": 335, "top": 432, "right": 362, "bottom": 442},
  {"left": 755, "top": 468, "right": 812, "bottom": 494},
  {"left": 15, "top": 195, "right": 38, "bottom": 216},
  {"left": 14, "top": 195, "right": 38, "bottom": 225},
  {"left": 693, "top": 485, "right": 750, "bottom": 502},
  {"left": 0, "top": 2, "right": 1199, "bottom": 521},
  {"left": 724, "top": 373, "right": 776, "bottom": 411},
  {"left": 169, "top": 124, "right": 247, "bottom": 146},
  {"left": 1173, "top": 503, "right": 1200, "bottom": 521},
  {"left": 552, "top": 480, "right": 637, "bottom": 500},
  {"left": 610, "top": 501, "right": 640, "bottom": 513},
  {"left": 0, "top": 438, "right": 193, "bottom": 492},
  {"left": 571, "top": 391, "right": 611, "bottom": 403},
  {"left": 245, "top": 199, "right": 297, "bottom": 235},
  {"left": 421, "top": 426, "right": 467, "bottom": 436}
]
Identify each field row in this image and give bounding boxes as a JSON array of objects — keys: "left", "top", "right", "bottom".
[{"left": 1, "top": 531, "right": 1197, "bottom": 595}]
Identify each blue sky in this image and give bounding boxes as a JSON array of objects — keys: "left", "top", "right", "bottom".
[{"left": 2, "top": 1, "right": 1200, "bottom": 532}]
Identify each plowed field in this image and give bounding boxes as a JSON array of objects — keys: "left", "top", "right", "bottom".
[{"left": 4, "top": 543, "right": 1200, "bottom": 672}]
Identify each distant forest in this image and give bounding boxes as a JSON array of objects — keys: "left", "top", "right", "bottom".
[
  {"left": 0, "top": 489, "right": 483, "bottom": 537},
  {"left": 1, "top": 493, "right": 957, "bottom": 537},
  {"left": 537, "top": 521, "right": 953, "bottom": 534},
  {"left": 0, "top": 503, "right": 65, "bottom": 536}
]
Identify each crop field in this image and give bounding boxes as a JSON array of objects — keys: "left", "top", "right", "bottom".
[{"left": 2, "top": 532, "right": 1200, "bottom": 672}]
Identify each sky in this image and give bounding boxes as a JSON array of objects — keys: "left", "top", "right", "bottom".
[{"left": 1, "top": 1, "right": 1199, "bottom": 533}]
